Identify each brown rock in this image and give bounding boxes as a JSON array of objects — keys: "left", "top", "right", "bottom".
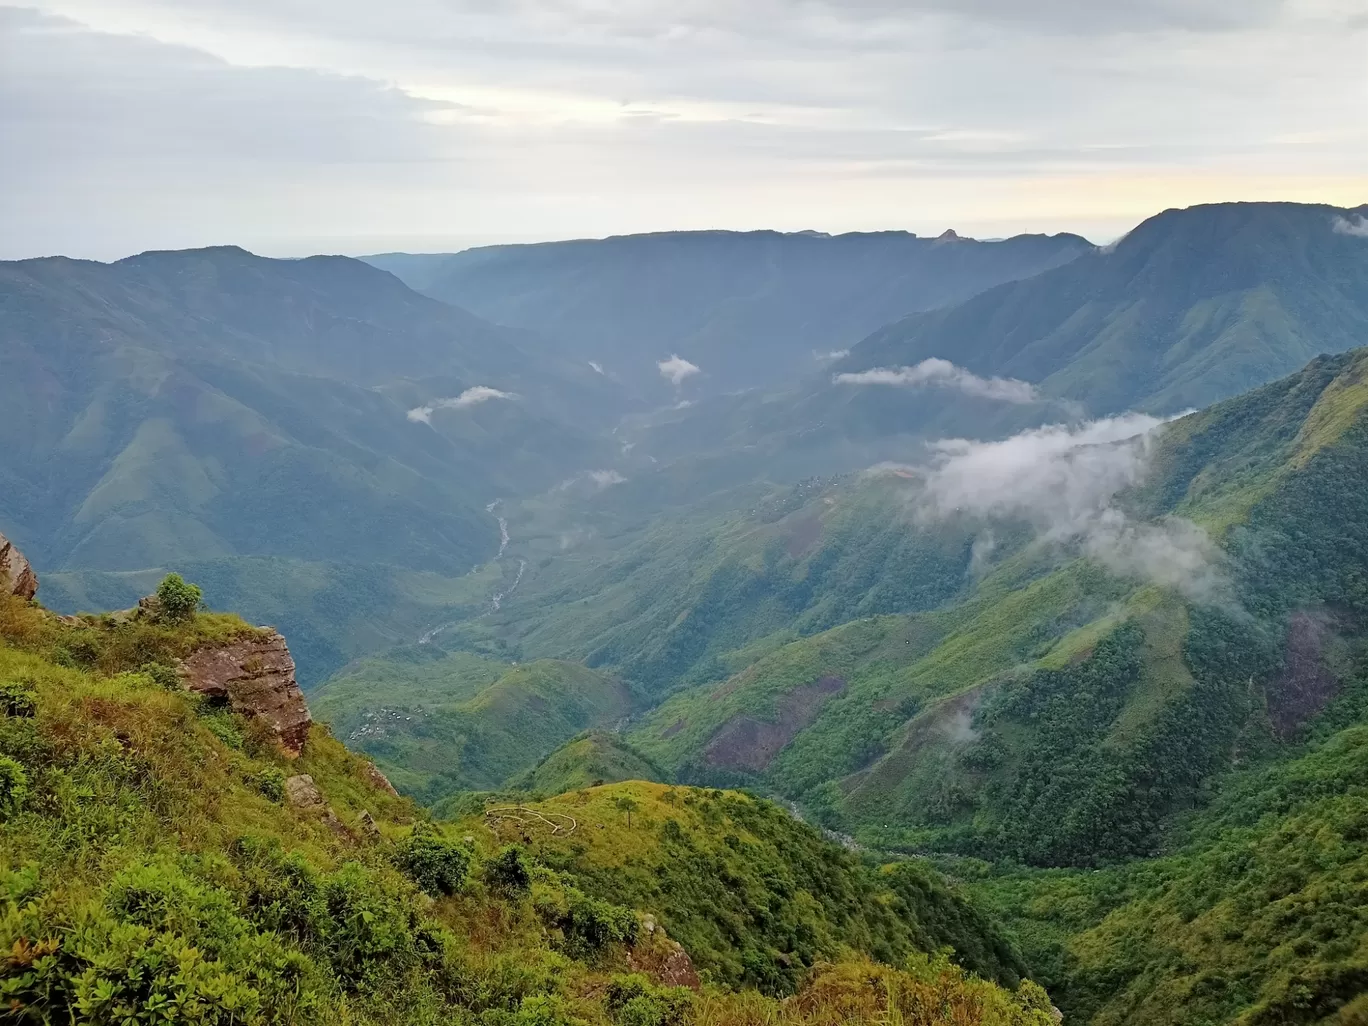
[
  {"left": 626, "top": 919, "right": 701, "bottom": 991},
  {"left": 357, "top": 810, "right": 381, "bottom": 837},
  {"left": 285, "top": 774, "right": 325, "bottom": 809},
  {"left": 0, "top": 532, "right": 37, "bottom": 601},
  {"left": 180, "top": 630, "right": 312, "bottom": 755},
  {"left": 362, "top": 761, "right": 399, "bottom": 796}
]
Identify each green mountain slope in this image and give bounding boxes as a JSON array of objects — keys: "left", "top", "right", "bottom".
[
  {"left": 973, "top": 674, "right": 1368, "bottom": 1025},
  {"left": 512, "top": 731, "right": 668, "bottom": 795},
  {"left": 313, "top": 653, "right": 636, "bottom": 800},
  {"left": 621, "top": 347, "right": 1368, "bottom": 857},
  {"left": 840, "top": 201, "right": 1368, "bottom": 416},
  {"left": 0, "top": 588, "right": 1055, "bottom": 1025},
  {"left": 367, "top": 229, "right": 1092, "bottom": 398},
  {"left": 465, "top": 781, "right": 1028, "bottom": 993},
  {"left": 0, "top": 246, "right": 627, "bottom": 679}
]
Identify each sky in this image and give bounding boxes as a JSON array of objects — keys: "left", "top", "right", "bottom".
[{"left": 3, "top": 0, "right": 1367, "bottom": 260}]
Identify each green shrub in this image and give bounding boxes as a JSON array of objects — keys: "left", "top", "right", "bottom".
[
  {"left": 0, "top": 680, "right": 35, "bottom": 718},
  {"left": 395, "top": 826, "right": 471, "bottom": 897},
  {"left": 155, "top": 573, "right": 203, "bottom": 625},
  {"left": 0, "top": 755, "right": 29, "bottom": 818},
  {"left": 604, "top": 975, "right": 693, "bottom": 1026},
  {"left": 557, "top": 889, "right": 638, "bottom": 957},
  {"left": 254, "top": 768, "right": 286, "bottom": 803},
  {"left": 140, "top": 662, "right": 184, "bottom": 691},
  {"left": 483, "top": 845, "right": 532, "bottom": 897},
  {"left": 203, "top": 712, "right": 246, "bottom": 751}
]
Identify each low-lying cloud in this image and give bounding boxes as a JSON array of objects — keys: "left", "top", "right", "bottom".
[
  {"left": 554, "top": 469, "right": 628, "bottom": 492},
  {"left": 815, "top": 348, "right": 851, "bottom": 362},
  {"left": 658, "top": 354, "right": 701, "bottom": 386},
  {"left": 1333, "top": 214, "right": 1368, "bottom": 238},
  {"left": 406, "top": 386, "right": 517, "bottom": 423},
  {"left": 835, "top": 358, "right": 1038, "bottom": 404},
  {"left": 877, "top": 413, "right": 1226, "bottom": 602}
]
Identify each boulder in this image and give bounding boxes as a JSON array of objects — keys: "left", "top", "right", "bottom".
[
  {"left": 0, "top": 532, "right": 37, "bottom": 601},
  {"left": 285, "top": 774, "right": 326, "bottom": 809},
  {"left": 362, "top": 760, "right": 399, "bottom": 796},
  {"left": 180, "top": 630, "right": 312, "bottom": 755}
]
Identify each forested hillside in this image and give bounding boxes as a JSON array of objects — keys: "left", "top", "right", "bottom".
[{"left": 0, "top": 246, "right": 625, "bottom": 680}]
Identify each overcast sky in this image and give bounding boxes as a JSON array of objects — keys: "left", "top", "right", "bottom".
[{"left": 3, "top": 0, "right": 1366, "bottom": 259}]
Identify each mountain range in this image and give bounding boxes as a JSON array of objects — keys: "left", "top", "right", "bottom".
[
  {"left": 366, "top": 228, "right": 1093, "bottom": 399},
  {"left": 5, "top": 198, "right": 1368, "bottom": 1024}
]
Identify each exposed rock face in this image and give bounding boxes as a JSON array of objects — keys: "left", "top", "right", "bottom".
[
  {"left": 0, "top": 532, "right": 37, "bottom": 601},
  {"left": 362, "top": 761, "right": 399, "bottom": 796},
  {"left": 627, "top": 916, "right": 701, "bottom": 991},
  {"left": 180, "top": 630, "right": 312, "bottom": 755}
]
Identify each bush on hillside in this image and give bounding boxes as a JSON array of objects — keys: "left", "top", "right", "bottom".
[
  {"left": 155, "top": 573, "right": 203, "bottom": 625},
  {"left": 394, "top": 825, "right": 471, "bottom": 897},
  {"left": 483, "top": 845, "right": 532, "bottom": 897}
]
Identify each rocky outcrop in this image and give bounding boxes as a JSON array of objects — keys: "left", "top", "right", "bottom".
[
  {"left": 626, "top": 915, "right": 701, "bottom": 991},
  {"left": 362, "top": 760, "right": 399, "bottom": 796},
  {"left": 179, "top": 630, "right": 312, "bottom": 755},
  {"left": 0, "top": 532, "right": 37, "bottom": 601}
]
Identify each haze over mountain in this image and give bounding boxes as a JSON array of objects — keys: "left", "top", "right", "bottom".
[
  {"left": 0, "top": 245, "right": 626, "bottom": 678},
  {"left": 366, "top": 228, "right": 1094, "bottom": 398}
]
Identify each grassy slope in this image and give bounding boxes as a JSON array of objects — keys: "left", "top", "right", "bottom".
[
  {"left": 313, "top": 654, "right": 636, "bottom": 801},
  {"left": 467, "top": 781, "right": 1027, "bottom": 994},
  {"left": 0, "top": 593, "right": 1056, "bottom": 1026},
  {"left": 512, "top": 732, "right": 669, "bottom": 796}
]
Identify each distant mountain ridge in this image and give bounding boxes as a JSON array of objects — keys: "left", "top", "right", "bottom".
[
  {"left": 837, "top": 201, "right": 1368, "bottom": 415},
  {"left": 365, "top": 228, "right": 1094, "bottom": 398}
]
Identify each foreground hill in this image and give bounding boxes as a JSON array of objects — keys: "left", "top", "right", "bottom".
[
  {"left": 367, "top": 229, "right": 1092, "bottom": 398},
  {"left": 0, "top": 579, "right": 1055, "bottom": 1024}
]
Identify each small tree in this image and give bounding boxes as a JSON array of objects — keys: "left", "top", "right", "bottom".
[
  {"left": 614, "top": 795, "right": 638, "bottom": 829},
  {"left": 155, "top": 573, "right": 202, "bottom": 624}
]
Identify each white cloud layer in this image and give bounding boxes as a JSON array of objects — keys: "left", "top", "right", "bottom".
[
  {"left": 890, "top": 413, "right": 1227, "bottom": 602},
  {"left": 4, "top": 3, "right": 1367, "bottom": 257},
  {"left": 835, "top": 358, "right": 1038, "bottom": 403},
  {"left": 658, "top": 354, "right": 701, "bottom": 386},
  {"left": 406, "top": 386, "right": 517, "bottom": 422},
  {"left": 1333, "top": 214, "right": 1368, "bottom": 238}
]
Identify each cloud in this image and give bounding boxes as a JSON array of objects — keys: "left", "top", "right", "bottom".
[
  {"left": 406, "top": 385, "right": 517, "bottom": 422},
  {"left": 815, "top": 348, "right": 850, "bottom": 362},
  {"left": 5, "top": 3, "right": 1367, "bottom": 258},
  {"left": 589, "top": 360, "right": 605, "bottom": 374},
  {"left": 1333, "top": 215, "right": 1368, "bottom": 238},
  {"left": 658, "top": 354, "right": 701, "bottom": 386},
  {"left": 554, "top": 468, "right": 628, "bottom": 492},
  {"left": 835, "top": 358, "right": 1038, "bottom": 403},
  {"left": 892, "top": 413, "right": 1226, "bottom": 602}
]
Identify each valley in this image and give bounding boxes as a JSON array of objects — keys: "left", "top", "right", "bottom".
[{"left": 4, "top": 200, "right": 1368, "bottom": 1024}]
